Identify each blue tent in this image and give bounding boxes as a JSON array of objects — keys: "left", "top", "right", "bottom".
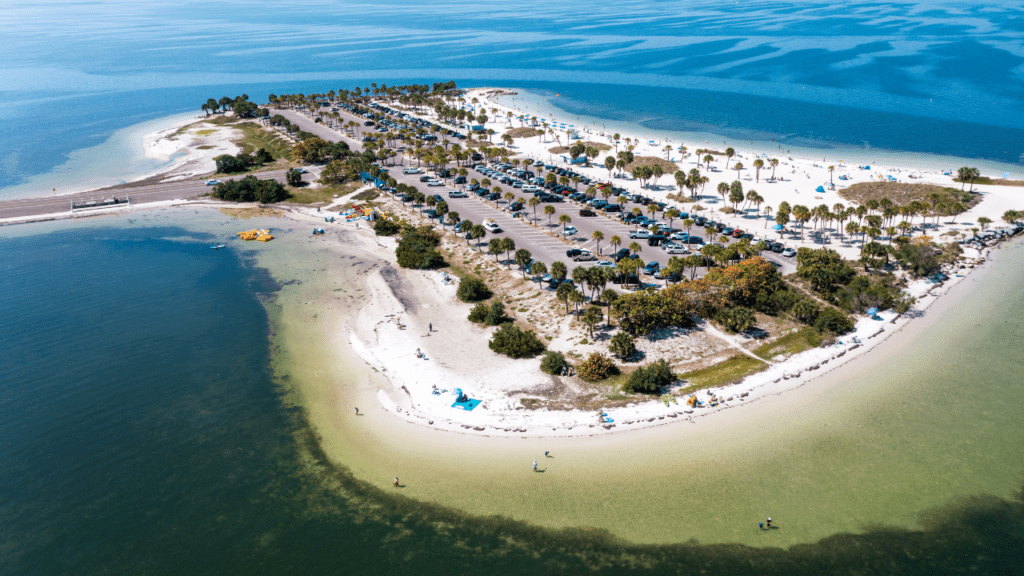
[
  {"left": 815, "top": 185, "right": 825, "bottom": 192},
  {"left": 772, "top": 224, "right": 785, "bottom": 231}
]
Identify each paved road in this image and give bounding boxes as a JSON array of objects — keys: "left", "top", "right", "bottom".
[
  {"left": 277, "top": 106, "right": 797, "bottom": 280},
  {"left": 0, "top": 169, "right": 307, "bottom": 221}
]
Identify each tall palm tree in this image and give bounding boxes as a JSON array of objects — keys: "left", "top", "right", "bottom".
[
  {"left": 704, "top": 154, "right": 714, "bottom": 170},
  {"left": 559, "top": 213, "right": 572, "bottom": 235},
  {"left": 717, "top": 182, "right": 729, "bottom": 208},
  {"left": 770, "top": 158, "right": 779, "bottom": 181},
  {"left": 529, "top": 196, "right": 541, "bottom": 222},
  {"left": 609, "top": 235, "right": 622, "bottom": 255},
  {"left": 734, "top": 162, "right": 744, "bottom": 180},
  {"left": 753, "top": 159, "right": 764, "bottom": 182},
  {"left": 544, "top": 205, "right": 556, "bottom": 227},
  {"left": 827, "top": 165, "right": 835, "bottom": 184},
  {"left": 763, "top": 206, "right": 773, "bottom": 228},
  {"left": 591, "top": 230, "right": 605, "bottom": 254},
  {"left": 628, "top": 241, "right": 642, "bottom": 256}
]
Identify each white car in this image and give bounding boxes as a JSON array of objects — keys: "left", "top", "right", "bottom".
[
  {"left": 402, "top": 167, "right": 422, "bottom": 174},
  {"left": 669, "top": 231, "right": 689, "bottom": 242},
  {"left": 205, "top": 179, "right": 221, "bottom": 186},
  {"left": 562, "top": 226, "right": 578, "bottom": 236},
  {"left": 665, "top": 244, "right": 690, "bottom": 255},
  {"left": 595, "top": 260, "right": 616, "bottom": 268},
  {"left": 295, "top": 167, "right": 308, "bottom": 174},
  {"left": 427, "top": 179, "right": 443, "bottom": 186},
  {"left": 782, "top": 247, "right": 797, "bottom": 257}
]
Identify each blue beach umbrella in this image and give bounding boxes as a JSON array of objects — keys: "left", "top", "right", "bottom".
[
  {"left": 772, "top": 224, "right": 784, "bottom": 231},
  {"left": 815, "top": 185, "right": 825, "bottom": 192}
]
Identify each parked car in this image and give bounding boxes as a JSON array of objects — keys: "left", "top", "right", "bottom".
[
  {"left": 629, "top": 230, "right": 651, "bottom": 239},
  {"left": 643, "top": 261, "right": 660, "bottom": 275},
  {"left": 665, "top": 244, "right": 690, "bottom": 255},
  {"left": 453, "top": 176, "right": 466, "bottom": 184},
  {"left": 402, "top": 167, "right": 422, "bottom": 174},
  {"left": 205, "top": 179, "right": 221, "bottom": 186},
  {"left": 613, "top": 248, "right": 631, "bottom": 262},
  {"left": 782, "top": 247, "right": 797, "bottom": 257},
  {"left": 427, "top": 179, "right": 443, "bottom": 187},
  {"left": 562, "top": 226, "right": 578, "bottom": 236},
  {"left": 732, "top": 229, "right": 745, "bottom": 238},
  {"left": 579, "top": 209, "right": 597, "bottom": 217},
  {"left": 771, "top": 243, "right": 785, "bottom": 253},
  {"left": 669, "top": 231, "right": 689, "bottom": 242},
  {"left": 572, "top": 250, "right": 596, "bottom": 262},
  {"left": 595, "top": 260, "right": 616, "bottom": 268},
  {"left": 419, "top": 175, "right": 432, "bottom": 182},
  {"left": 448, "top": 190, "right": 467, "bottom": 198}
]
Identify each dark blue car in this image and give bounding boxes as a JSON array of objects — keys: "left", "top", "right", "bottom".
[{"left": 643, "top": 261, "right": 660, "bottom": 275}]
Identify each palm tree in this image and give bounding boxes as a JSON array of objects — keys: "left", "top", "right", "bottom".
[
  {"left": 529, "top": 196, "right": 541, "bottom": 222},
  {"left": 559, "top": 213, "right": 572, "bottom": 235},
  {"left": 827, "top": 165, "right": 835, "bottom": 184},
  {"left": 544, "top": 204, "right": 556, "bottom": 227},
  {"left": 753, "top": 159, "right": 764, "bottom": 182},
  {"left": 769, "top": 158, "right": 779, "bottom": 181},
  {"left": 717, "top": 182, "right": 729, "bottom": 208},
  {"left": 665, "top": 209, "right": 680, "bottom": 231},
  {"left": 704, "top": 154, "right": 714, "bottom": 170},
  {"left": 628, "top": 241, "right": 642, "bottom": 257},
  {"left": 471, "top": 225, "right": 486, "bottom": 250},
  {"left": 725, "top": 147, "right": 735, "bottom": 167},
  {"left": 763, "top": 206, "right": 773, "bottom": 228},
  {"left": 609, "top": 235, "right": 622, "bottom": 255},
  {"left": 733, "top": 162, "right": 743, "bottom": 180},
  {"left": 591, "top": 230, "right": 605, "bottom": 254}
]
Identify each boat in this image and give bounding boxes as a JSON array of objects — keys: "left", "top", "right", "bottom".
[
  {"left": 236, "top": 229, "right": 274, "bottom": 242},
  {"left": 210, "top": 244, "right": 226, "bottom": 250}
]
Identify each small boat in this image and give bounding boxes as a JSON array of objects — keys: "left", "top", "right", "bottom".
[{"left": 210, "top": 244, "right": 226, "bottom": 250}]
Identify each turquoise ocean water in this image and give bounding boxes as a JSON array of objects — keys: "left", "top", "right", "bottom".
[{"left": 1, "top": 0, "right": 1023, "bottom": 198}]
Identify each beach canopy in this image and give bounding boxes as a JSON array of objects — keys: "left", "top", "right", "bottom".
[
  {"left": 772, "top": 224, "right": 785, "bottom": 231},
  {"left": 1001, "top": 172, "right": 1010, "bottom": 179},
  {"left": 867, "top": 307, "right": 878, "bottom": 317},
  {"left": 815, "top": 185, "right": 825, "bottom": 192}
]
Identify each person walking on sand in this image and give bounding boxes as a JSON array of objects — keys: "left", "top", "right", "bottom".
[
  {"left": 429, "top": 323, "right": 432, "bottom": 332},
  {"left": 759, "top": 522, "right": 764, "bottom": 530},
  {"left": 533, "top": 460, "right": 538, "bottom": 472},
  {"left": 766, "top": 518, "right": 772, "bottom": 528},
  {"left": 544, "top": 451, "right": 549, "bottom": 458},
  {"left": 354, "top": 407, "right": 359, "bottom": 415},
  {"left": 393, "top": 477, "right": 399, "bottom": 487}
]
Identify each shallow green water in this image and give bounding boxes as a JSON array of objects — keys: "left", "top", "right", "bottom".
[{"left": 1, "top": 210, "right": 1021, "bottom": 574}]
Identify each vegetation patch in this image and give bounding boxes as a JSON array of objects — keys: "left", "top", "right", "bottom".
[
  {"left": 217, "top": 207, "right": 282, "bottom": 219},
  {"left": 506, "top": 127, "right": 541, "bottom": 138},
  {"left": 231, "top": 121, "right": 294, "bottom": 161},
  {"left": 548, "top": 141, "right": 612, "bottom": 154},
  {"left": 284, "top": 180, "right": 361, "bottom": 204},
  {"left": 753, "top": 327, "right": 821, "bottom": 360},
  {"left": 624, "top": 156, "right": 677, "bottom": 174},
  {"left": 677, "top": 354, "right": 767, "bottom": 392},
  {"left": 840, "top": 182, "right": 978, "bottom": 210},
  {"left": 953, "top": 176, "right": 1024, "bottom": 187}
]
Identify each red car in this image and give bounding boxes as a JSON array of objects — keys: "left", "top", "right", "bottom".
[{"left": 731, "top": 229, "right": 744, "bottom": 238}]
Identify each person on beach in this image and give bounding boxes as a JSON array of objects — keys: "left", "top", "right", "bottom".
[
  {"left": 429, "top": 323, "right": 432, "bottom": 332},
  {"left": 544, "top": 451, "right": 549, "bottom": 458},
  {"left": 533, "top": 460, "right": 538, "bottom": 472},
  {"left": 759, "top": 522, "right": 764, "bottom": 530},
  {"left": 354, "top": 407, "right": 359, "bottom": 415},
  {"left": 394, "top": 477, "right": 399, "bottom": 487},
  {"left": 766, "top": 518, "right": 772, "bottom": 528}
]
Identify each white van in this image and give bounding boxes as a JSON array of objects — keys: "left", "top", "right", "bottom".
[{"left": 483, "top": 218, "right": 501, "bottom": 233}]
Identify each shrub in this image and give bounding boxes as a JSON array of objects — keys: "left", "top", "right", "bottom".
[
  {"left": 484, "top": 301, "right": 507, "bottom": 326},
  {"left": 373, "top": 218, "right": 400, "bottom": 236},
  {"left": 814, "top": 307, "right": 854, "bottom": 334},
  {"left": 488, "top": 323, "right": 546, "bottom": 359},
  {"left": 467, "top": 303, "right": 489, "bottom": 323},
  {"left": 577, "top": 352, "right": 618, "bottom": 382},
  {"left": 457, "top": 276, "right": 492, "bottom": 302},
  {"left": 286, "top": 168, "right": 304, "bottom": 186},
  {"left": 540, "top": 351, "right": 567, "bottom": 375},
  {"left": 395, "top": 226, "right": 446, "bottom": 269},
  {"left": 715, "top": 306, "right": 756, "bottom": 333},
  {"left": 609, "top": 332, "right": 636, "bottom": 360},
  {"left": 211, "top": 175, "right": 288, "bottom": 203},
  {"left": 623, "top": 359, "right": 674, "bottom": 393},
  {"left": 791, "top": 298, "right": 820, "bottom": 323}
]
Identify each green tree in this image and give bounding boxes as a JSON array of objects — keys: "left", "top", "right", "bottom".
[
  {"left": 556, "top": 282, "right": 574, "bottom": 314},
  {"left": 540, "top": 351, "right": 567, "bottom": 375},
  {"left": 515, "top": 249, "right": 533, "bottom": 278},
  {"left": 582, "top": 306, "right": 603, "bottom": 337},
  {"left": 550, "top": 261, "right": 567, "bottom": 281},
  {"left": 488, "top": 323, "right": 545, "bottom": 358},
  {"left": 623, "top": 359, "right": 674, "bottom": 394},
  {"left": 715, "top": 306, "right": 756, "bottom": 333},
  {"left": 609, "top": 331, "right": 636, "bottom": 359},
  {"left": 456, "top": 277, "right": 492, "bottom": 302},
  {"left": 577, "top": 352, "right": 617, "bottom": 382}
]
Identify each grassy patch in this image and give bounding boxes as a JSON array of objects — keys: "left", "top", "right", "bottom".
[
  {"left": 285, "top": 181, "right": 362, "bottom": 204},
  {"left": 506, "top": 127, "right": 540, "bottom": 138},
  {"left": 840, "top": 182, "right": 977, "bottom": 210},
  {"left": 753, "top": 327, "right": 821, "bottom": 360},
  {"left": 953, "top": 176, "right": 1024, "bottom": 187},
  {"left": 196, "top": 145, "right": 214, "bottom": 150},
  {"left": 625, "top": 156, "right": 677, "bottom": 174},
  {"left": 548, "top": 141, "right": 612, "bottom": 155},
  {"left": 195, "top": 129, "right": 216, "bottom": 137},
  {"left": 231, "top": 121, "right": 293, "bottom": 161},
  {"left": 677, "top": 354, "right": 767, "bottom": 393}
]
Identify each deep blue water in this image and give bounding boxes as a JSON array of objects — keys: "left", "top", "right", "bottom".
[{"left": 1, "top": 0, "right": 1023, "bottom": 196}]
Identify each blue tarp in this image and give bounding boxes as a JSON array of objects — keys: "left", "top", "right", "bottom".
[
  {"left": 451, "top": 398, "right": 481, "bottom": 411},
  {"left": 815, "top": 186, "right": 825, "bottom": 192}
]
